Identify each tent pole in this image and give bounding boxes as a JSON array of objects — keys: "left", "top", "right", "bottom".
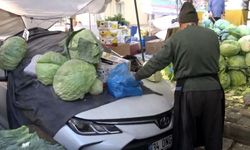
[
  {"left": 69, "top": 17, "right": 74, "bottom": 32},
  {"left": 89, "top": 13, "right": 92, "bottom": 30},
  {"left": 134, "top": 0, "right": 145, "bottom": 62}
]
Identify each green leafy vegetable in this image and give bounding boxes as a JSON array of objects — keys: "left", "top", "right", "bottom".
[
  {"left": 53, "top": 59, "right": 96, "bottom": 101},
  {"left": 0, "top": 36, "right": 27, "bottom": 70}
]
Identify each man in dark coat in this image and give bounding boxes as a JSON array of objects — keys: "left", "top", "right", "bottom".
[{"left": 134, "top": 2, "right": 225, "bottom": 150}]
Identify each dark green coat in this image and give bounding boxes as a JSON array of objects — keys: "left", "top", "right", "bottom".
[{"left": 135, "top": 25, "right": 221, "bottom": 91}]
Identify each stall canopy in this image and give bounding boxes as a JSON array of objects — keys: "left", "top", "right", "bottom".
[{"left": 0, "top": 0, "right": 111, "bottom": 37}]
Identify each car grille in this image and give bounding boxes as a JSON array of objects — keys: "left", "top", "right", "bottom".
[{"left": 94, "top": 109, "right": 173, "bottom": 130}]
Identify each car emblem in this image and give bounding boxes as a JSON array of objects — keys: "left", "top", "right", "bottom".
[{"left": 156, "top": 116, "right": 170, "bottom": 129}]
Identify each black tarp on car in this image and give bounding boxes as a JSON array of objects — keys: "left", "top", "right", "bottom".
[{"left": 6, "top": 28, "right": 155, "bottom": 136}]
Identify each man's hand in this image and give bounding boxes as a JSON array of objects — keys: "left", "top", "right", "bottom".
[
  {"left": 208, "top": 11, "right": 213, "bottom": 18},
  {"left": 221, "top": 14, "right": 225, "bottom": 19}
]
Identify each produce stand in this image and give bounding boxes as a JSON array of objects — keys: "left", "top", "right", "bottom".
[
  {"left": 198, "top": 10, "right": 248, "bottom": 26},
  {"left": 6, "top": 28, "right": 158, "bottom": 137}
]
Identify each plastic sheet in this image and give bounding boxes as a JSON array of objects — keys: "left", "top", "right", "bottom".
[{"left": 107, "top": 63, "right": 143, "bottom": 99}]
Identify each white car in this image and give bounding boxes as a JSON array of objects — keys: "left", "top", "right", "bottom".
[
  {"left": 0, "top": 67, "right": 174, "bottom": 150},
  {"left": 54, "top": 79, "right": 174, "bottom": 150}
]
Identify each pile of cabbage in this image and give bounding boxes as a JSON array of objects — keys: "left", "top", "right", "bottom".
[
  {"left": 36, "top": 29, "right": 104, "bottom": 101},
  {"left": 202, "top": 19, "right": 250, "bottom": 91},
  {"left": 0, "top": 126, "right": 64, "bottom": 150}
]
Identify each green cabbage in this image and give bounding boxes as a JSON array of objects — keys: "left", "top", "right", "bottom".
[
  {"left": 0, "top": 36, "right": 27, "bottom": 70},
  {"left": 219, "top": 55, "right": 227, "bottom": 72},
  {"left": 68, "top": 29, "right": 103, "bottom": 64},
  {"left": 226, "top": 24, "right": 241, "bottom": 38},
  {"left": 228, "top": 55, "right": 246, "bottom": 69},
  {"left": 202, "top": 19, "right": 213, "bottom": 28},
  {"left": 0, "top": 126, "right": 64, "bottom": 150},
  {"left": 214, "top": 19, "right": 230, "bottom": 30},
  {"left": 238, "top": 35, "right": 250, "bottom": 52},
  {"left": 220, "top": 40, "right": 241, "bottom": 57},
  {"left": 53, "top": 59, "right": 96, "bottom": 101},
  {"left": 89, "top": 78, "right": 103, "bottom": 95},
  {"left": 246, "top": 53, "right": 250, "bottom": 67},
  {"left": 237, "top": 25, "right": 250, "bottom": 37},
  {"left": 36, "top": 51, "right": 67, "bottom": 85},
  {"left": 219, "top": 71, "right": 231, "bottom": 89},
  {"left": 229, "top": 70, "right": 247, "bottom": 86},
  {"left": 246, "top": 67, "right": 250, "bottom": 76},
  {"left": 226, "top": 35, "right": 238, "bottom": 41},
  {"left": 212, "top": 28, "right": 221, "bottom": 35}
]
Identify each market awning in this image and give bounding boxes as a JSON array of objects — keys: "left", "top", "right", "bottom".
[{"left": 0, "top": 0, "right": 111, "bottom": 37}]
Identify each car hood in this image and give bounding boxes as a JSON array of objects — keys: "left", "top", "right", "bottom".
[{"left": 75, "top": 80, "right": 175, "bottom": 120}]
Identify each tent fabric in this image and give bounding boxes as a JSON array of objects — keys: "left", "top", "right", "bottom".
[
  {"left": 0, "top": 0, "right": 110, "bottom": 16},
  {"left": 0, "top": 9, "right": 25, "bottom": 38},
  {"left": 0, "top": 0, "right": 111, "bottom": 37}
]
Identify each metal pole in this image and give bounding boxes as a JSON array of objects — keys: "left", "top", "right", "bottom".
[
  {"left": 134, "top": 0, "right": 145, "bottom": 62},
  {"left": 89, "top": 13, "right": 92, "bottom": 30},
  {"left": 69, "top": 18, "right": 74, "bottom": 32}
]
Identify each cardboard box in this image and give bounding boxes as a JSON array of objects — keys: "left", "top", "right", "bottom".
[
  {"left": 100, "top": 37, "right": 117, "bottom": 45},
  {"left": 97, "top": 52, "right": 130, "bottom": 82},
  {"left": 145, "top": 39, "right": 165, "bottom": 54},
  {"left": 97, "top": 21, "right": 118, "bottom": 30},
  {"left": 109, "top": 43, "right": 140, "bottom": 56}
]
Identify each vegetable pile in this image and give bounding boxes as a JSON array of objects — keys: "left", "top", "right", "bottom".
[
  {"left": 202, "top": 19, "right": 250, "bottom": 90},
  {"left": 163, "top": 19, "right": 250, "bottom": 109},
  {"left": 0, "top": 126, "right": 64, "bottom": 150},
  {"left": 203, "top": 19, "right": 250, "bottom": 109},
  {"left": 35, "top": 29, "right": 104, "bottom": 101}
]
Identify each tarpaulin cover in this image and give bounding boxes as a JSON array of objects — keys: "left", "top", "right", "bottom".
[
  {"left": 0, "top": 0, "right": 111, "bottom": 37},
  {"left": 6, "top": 28, "right": 155, "bottom": 136}
]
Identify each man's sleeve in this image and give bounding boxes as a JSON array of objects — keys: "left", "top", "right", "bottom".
[{"left": 134, "top": 39, "right": 174, "bottom": 80}]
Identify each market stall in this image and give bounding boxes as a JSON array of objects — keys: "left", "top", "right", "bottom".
[{"left": 197, "top": 0, "right": 248, "bottom": 25}]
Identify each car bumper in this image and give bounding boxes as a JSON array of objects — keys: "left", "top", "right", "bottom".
[{"left": 54, "top": 121, "right": 173, "bottom": 150}]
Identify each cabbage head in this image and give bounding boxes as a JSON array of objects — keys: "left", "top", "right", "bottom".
[
  {"left": 237, "top": 25, "right": 250, "bottom": 37},
  {"left": 226, "top": 24, "right": 241, "bottom": 38},
  {"left": 213, "top": 28, "right": 221, "bottom": 35},
  {"left": 246, "top": 67, "right": 250, "bottom": 77},
  {"left": 89, "top": 78, "right": 103, "bottom": 95},
  {"left": 246, "top": 53, "right": 250, "bottom": 67},
  {"left": 226, "top": 35, "right": 238, "bottom": 41},
  {"left": 238, "top": 35, "right": 250, "bottom": 52},
  {"left": 219, "top": 71, "right": 231, "bottom": 89},
  {"left": 202, "top": 19, "right": 213, "bottom": 28},
  {"left": 229, "top": 70, "right": 247, "bottom": 86},
  {"left": 214, "top": 19, "right": 230, "bottom": 30},
  {"left": 36, "top": 51, "right": 67, "bottom": 85},
  {"left": 53, "top": 59, "right": 96, "bottom": 101},
  {"left": 0, "top": 36, "right": 27, "bottom": 70},
  {"left": 68, "top": 29, "right": 103, "bottom": 64},
  {"left": 220, "top": 40, "right": 241, "bottom": 57},
  {"left": 219, "top": 55, "right": 227, "bottom": 72},
  {"left": 228, "top": 55, "right": 246, "bottom": 69}
]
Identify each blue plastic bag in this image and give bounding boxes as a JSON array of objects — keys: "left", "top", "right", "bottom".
[{"left": 107, "top": 63, "right": 143, "bottom": 99}]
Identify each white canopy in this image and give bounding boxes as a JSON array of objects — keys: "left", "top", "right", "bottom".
[{"left": 0, "top": 0, "right": 111, "bottom": 37}]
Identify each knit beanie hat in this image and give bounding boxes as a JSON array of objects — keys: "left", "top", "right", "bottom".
[{"left": 178, "top": 2, "right": 198, "bottom": 23}]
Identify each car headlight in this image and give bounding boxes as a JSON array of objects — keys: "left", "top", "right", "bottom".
[{"left": 68, "top": 117, "right": 122, "bottom": 135}]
